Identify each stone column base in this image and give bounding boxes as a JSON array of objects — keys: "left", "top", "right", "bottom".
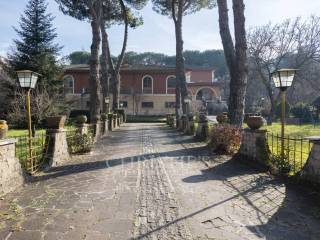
[
  {"left": 184, "top": 120, "right": 194, "bottom": 135},
  {"left": 195, "top": 121, "right": 208, "bottom": 140},
  {"left": 238, "top": 129, "right": 270, "bottom": 169},
  {"left": 93, "top": 121, "right": 102, "bottom": 142},
  {"left": 102, "top": 120, "right": 108, "bottom": 134},
  {"left": 45, "top": 129, "right": 70, "bottom": 167}
]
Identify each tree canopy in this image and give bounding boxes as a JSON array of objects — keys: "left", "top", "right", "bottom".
[
  {"left": 8, "top": 0, "right": 62, "bottom": 88},
  {"left": 67, "top": 49, "right": 228, "bottom": 77},
  {"left": 152, "top": 0, "right": 216, "bottom": 16}
]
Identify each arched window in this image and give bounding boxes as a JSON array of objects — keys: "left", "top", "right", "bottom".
[
  {"left": 63, "top": 75, "right": 74, "bottom": 94},
  {"left": 142, "top": 75, "right": 153, "bottom": 94},
  {"left": 196, "top": 88, "right": 216, "bottom": 101},
  {"left": 166, "top": 76, "right": 176, "bottom": 94}
]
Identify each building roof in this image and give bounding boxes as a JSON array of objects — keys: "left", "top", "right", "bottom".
[
  {"left": 65, "top": 64, "right": 180, "bottom": 72},
  {"left": 64, "top": 64, "right": 203, "bottom": 73},
  {"left": 185, "top": 65, "right": 215, "bottom": 71}
]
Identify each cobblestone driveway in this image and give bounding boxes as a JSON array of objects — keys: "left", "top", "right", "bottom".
[{"left": 1, "top": 123, "right": 320, "bottom": 240}]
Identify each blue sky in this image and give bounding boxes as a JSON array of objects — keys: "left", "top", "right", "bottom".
[{"left": 0, "top": 0, "right": 320, "bottom": 57}]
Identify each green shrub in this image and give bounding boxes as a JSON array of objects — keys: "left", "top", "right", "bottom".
[
  {"left": 209, "top": 124, "right": 241, "bottom": 155},
  {"left": 270, "top": 154, "right": 292, "bottom": 175},
  {"left": 68, "top": 132, "right": 94, "bottom": 154}
]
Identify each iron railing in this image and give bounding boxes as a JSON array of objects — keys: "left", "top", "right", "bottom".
[
  {"left": 66, "top": 128, "right": 79, "bottom": 154},
  {"left": 15, "top": 133, "right": 49, "bottom": 174},
  {"left": 267, "top": 132, "right": 313, "bottom": 174}
]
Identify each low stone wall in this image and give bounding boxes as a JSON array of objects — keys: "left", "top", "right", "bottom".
[{"left": 0, "top": 139, "right": 25, "bottom": 196}]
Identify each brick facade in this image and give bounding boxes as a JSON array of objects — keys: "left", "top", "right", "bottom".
[{"left": 63, "top": 65, "right": 221, "bottom": 115}]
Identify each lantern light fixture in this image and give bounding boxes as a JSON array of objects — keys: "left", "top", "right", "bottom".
[
  {"left": 17, "top": 70, "right": 40, "bottom": 89},
  {"left": 271, "top": 69, "right": 298, "bottom": 91}
]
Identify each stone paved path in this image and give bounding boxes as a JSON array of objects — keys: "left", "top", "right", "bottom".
[{"left": 1, "top": 123, "right": 320, "bottom": 240}]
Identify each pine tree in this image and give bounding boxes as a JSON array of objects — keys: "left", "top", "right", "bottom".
[{"left": 9, "top": 0, "right": 62, "bottom": 88}]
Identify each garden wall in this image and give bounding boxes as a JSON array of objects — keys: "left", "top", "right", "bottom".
[{"left": 0, "top": 139, "right": 25, "bottom": 196}]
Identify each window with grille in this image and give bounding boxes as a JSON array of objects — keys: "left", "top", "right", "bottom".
[
  {"left": 142, "top": 76, "right": 153, "bottom": 93},
  {"left": 142, "top": 102, "right": 154, "bottom": 108},
  {"left": 165, "top": 102, "right": 175, "bottom": 108},
  {"left": 63, "top": 75, "right": 74, "bottom": 94},
  {"left": 167, "top": 76, "right": 176, "bottom": 89}
]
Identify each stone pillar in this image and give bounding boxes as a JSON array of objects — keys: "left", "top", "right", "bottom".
[
  {"left": 93, "top": 121, "right": 102, "bottom": 142},
  {"left": 108, "top": 114, "right": 113, "bottom": 131},
  {"left": 45, "top": 129, "right": 70, "bottom": 167},
  {"left": 117, "top": 117, "right": 121, "bottom": 127},
  {"left": 181, "top": 115, "right": 187, "bottom": 132},
  {"left": 166, "top": 114, "right": 171, "bottom": 125},
  {"left": 184, "top": 117, "right": 194, "bottom": 135},
  {"left": 76, "top": 123, "right": 88, "bottom": 135},
  {"left": 300, "top": 138, "right": 320, "bottom": 184},
  {"left": 195, "top": 120, "right": 208, "bottom": 140},
  {"left": 238, "top": 129, "right": 270, "bottom": 168},
  {"left": 113, "top": 114, "right": 118, "bottom": 129},
  {"left": 102, "top": 119, "right": 108, "bottom": 134},
  {"left": 177, "top": 117, "right": 183, "bottom": 131},
  {"left": 0, "top": 139, "right": 25, "bottom": 196}
]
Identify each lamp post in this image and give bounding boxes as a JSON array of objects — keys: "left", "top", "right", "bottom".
[
  {"left": 16, "top": 70, "right": 40, "bottom": 171},
  {"left": 271, "top": 69, "right": 297, "bottom": 161}
]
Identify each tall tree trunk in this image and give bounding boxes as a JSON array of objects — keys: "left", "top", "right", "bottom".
[
  {"left": 267, "top": 86, "right": 275, "bottom": 125},
  {"left": 100, "top": 19, "right": 109, "bottom": 114},
  {"left": 172, "top": 1, "right": 187, "bottom": 127},
  {"left": 174, "top": 19, "right": 188, "bottom": 114},
  {"left": 110, "top": 0, "right": 129, "bottom": 110},
  {"left": 89, "top": 1, "right": 102, "bottom": 123},
  {"left": 217, "top": 0, "right": 248, "bottom": 127}
]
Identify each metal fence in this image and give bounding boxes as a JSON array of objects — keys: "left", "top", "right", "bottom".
[
  {"left": 267, "top": 133, "right": 313, "bottom": 174},
  {"left": 66, "top": 128, "right": 79, "bottom": 154},
  {"left": 15, "top": 133, "right": 49, "bottom": 174}
]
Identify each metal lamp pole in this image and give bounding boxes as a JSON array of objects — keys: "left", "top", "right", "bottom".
[
  {"left": 280, "top": 88, "right": 286, "bottom": 161},
  {"left": 17, "top": 70, "right": 40, "bottom": 172},
  {"left": 272, "top": 69, "right": 297, "bottom": 162},
  {"left": 26, "top": 88, "right": 33, "bottom": 168}
]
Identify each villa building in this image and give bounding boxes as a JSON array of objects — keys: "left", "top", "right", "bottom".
[{"left": 63, "top": 64, "right": 222, "bottom": 116}]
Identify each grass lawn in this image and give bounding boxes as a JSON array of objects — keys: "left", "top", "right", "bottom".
[
  {"left": 262, "top": 122, "right": 320, "bottom": 138},
  {"left": 261, "top": 122, "right": 319, "bottom": 174},
  {"left": 7, "top": 125, "right": 76, "bottom": 138},
  {"left": 7, "top": 129, "right": 45, "bottom": 138}
]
